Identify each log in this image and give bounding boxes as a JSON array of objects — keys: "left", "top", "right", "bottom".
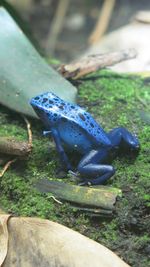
[
  {"left": 36, "top": 179, "right": 122, "bottom": 215},
  {"left": 0, "top": 137, "right": 31, "bottom": 156},
  {"left": 59, "top": 49, "right": 136, "bottom": 79}
]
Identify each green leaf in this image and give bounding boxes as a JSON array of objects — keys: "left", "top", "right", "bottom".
[{"left": 0, "top": 8, "right": 77, "bottom": 118}]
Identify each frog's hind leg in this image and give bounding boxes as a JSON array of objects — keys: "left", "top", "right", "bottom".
[
  {"left": 108, "top": 127, "right": 140, "bottom": 151},
  {"left": 77, "top": 149, "right": 115, "bottom": 185}
]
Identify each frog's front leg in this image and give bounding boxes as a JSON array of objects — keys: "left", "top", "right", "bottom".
[
  {"left": 77, "top": 148, "right": 115, "bottom": 186},
  {"left": 50, "top": 128, "right": 72, "bottom": 171},
  {"left": 108, "top": 127, "right": 140, "bottom": 151}
]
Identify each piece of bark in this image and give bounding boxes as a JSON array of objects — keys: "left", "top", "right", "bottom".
[
  {"left": 0, "top": 137, "right": 31, "bottom": 157},
  {"left": 36, "top": 179, "right": 122, "bottom": 214},
  {"left": 59, "top": 49, "right": 136, "bottom": 79},
  {"left": 82, "top": 22, "right": 150, "bottom": 73},
  {"left": 1, "top": 215, "right": 131, "bottom": 267}
]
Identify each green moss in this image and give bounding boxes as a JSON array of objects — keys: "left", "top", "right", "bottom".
[{"left": 0, "top": 69, "right": 150, "bottom": 267}]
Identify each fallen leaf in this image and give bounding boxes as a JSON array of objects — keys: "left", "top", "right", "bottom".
[
  {"left": 0, "top": 214, "right": 11, "bottom": 266},
  {"left": 1, "top": 215, "right": 130, "bottom": 267}
]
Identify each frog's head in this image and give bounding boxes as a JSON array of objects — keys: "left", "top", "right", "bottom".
[{"left": 30, "top": 92, "right": 62, "bottom": 124}]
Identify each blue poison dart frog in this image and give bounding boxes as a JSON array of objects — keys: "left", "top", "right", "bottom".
[{"left": 30, "top": 92, "right": 140, "bottom": 186}]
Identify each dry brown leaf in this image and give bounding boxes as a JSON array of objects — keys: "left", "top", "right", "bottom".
[
  {"left": 0, "top": 215, "right": 130, "bottom": 267},
  {"left": 0, "top": 214, "right": 11, "bottom": 266}
]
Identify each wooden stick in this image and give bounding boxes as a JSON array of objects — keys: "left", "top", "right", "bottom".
[
  {"left": 46, "top": 0, "right": 70, "bottom": 55},
  {"left": 59, "top": 49, "right": 137, "bottom": 79},
  {"left": 0, "top": 117, "right": 32, "bottom": 177},
  {"left": 0, "top": 158, "right": 16, "bottom": 177},
  {"left": 49, "top": 196, "right": 62, "bottom": 205},
  {"left": 23, "top": 116, "right": 32, "bottom": 147},
  {"left": 89, "top": 0, "right": 116, "bottom": 44}
]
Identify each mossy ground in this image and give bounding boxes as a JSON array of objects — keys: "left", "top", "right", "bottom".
[{"left": 0, "top": 70, "right": 150, "bottom": 266}]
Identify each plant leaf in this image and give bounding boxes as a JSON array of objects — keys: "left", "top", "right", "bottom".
[
  {"left": 0, "top": 8, "right": 77, "bottom": 118},
  {"left": 1, "top": 215, "right": 130, "bottom": 267}
]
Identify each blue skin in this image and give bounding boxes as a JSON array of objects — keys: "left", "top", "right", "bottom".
[{"left": 30, "top": 92, "right": 140, "bottom": 185}]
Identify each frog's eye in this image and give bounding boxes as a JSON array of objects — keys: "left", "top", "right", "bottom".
[{"left": 34, "top": 96, "right": 40, "bottom": 100}]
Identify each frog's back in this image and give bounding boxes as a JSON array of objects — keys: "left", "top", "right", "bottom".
[{"left": 31, "top": 92, "right": 111, "bottom": 151}]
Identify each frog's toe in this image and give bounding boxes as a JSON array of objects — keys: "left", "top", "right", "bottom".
[
  {"left": 78, "top": 180, "right": 92, "bottom": 186},
  {"left": 130, "top": 137, "right": 140, "bottom": 151},
  {"left": 68, "top": 170, "right": 79, "bottom": 177},
  {"left": 43, "top": 130, "right": 51, "bottom": 136},
  {"left": 78, "top": 165, "right": 115, "bottom": 186},
  {"left": 68, "top": 170, "right": 81, "bottom": 182}
]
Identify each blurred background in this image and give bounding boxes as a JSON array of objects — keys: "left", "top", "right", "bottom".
[{"left": 1, "top": 0, "right": 150, "bottom": 65}]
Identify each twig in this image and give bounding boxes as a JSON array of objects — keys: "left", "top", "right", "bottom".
[
  {"left": 46, "top": 0, "right": 70, "bottom": 55},
  {"left": 49, "top": 195, "right": 62, "bottom": 205},
  {"left": 89, "top": 0, "right": 116, "bottom": 44},
  {"left": 0, "top": 116, "right": 32, "bottom": 177},
  {"left": 59, "top": 49, "right": 137, "bottom": 79},
  {"left": 23, "top": 116, "right": 32, "bottom": 147},
  {"left": 0, "top": 158, "right": 16, "bottom": 178},
  {"left": 0, "top": 116, "right": 32, "bottom": 157}
]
